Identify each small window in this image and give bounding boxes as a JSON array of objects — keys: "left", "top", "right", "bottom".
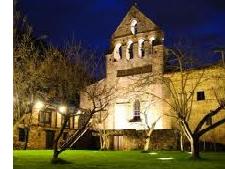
[
  {"left": 39, "top": 111, "right": 45, "bottom": 123},
  {"left": 45, "top": 112, "right": 51, "bottom": 123},
  {"left": 19, "top": 128, "right": 26, "bottom": 142},
  {"left": 206, "top": 117, "right": 212, "bottom": 126},
  {"left": 126, "top": 40, "right": 133, "bottom": 60},
  {"left": 129, "top": 99, "right": 141, "bottom": 122},
  {"left": 138, "top": 39, "right": 145, "bottom": 57},
  {"left": 128, "top": 43, "right": 133, "bottom": 59},
  {"left": 39, "top": 111, "right": 51, "bottom": 124},
  {"left": 152, "top": 38, "right": 162, "bottom": 46},
  {"left": 114, "top": 43, "right": 122, "bottom": 60},
  {"left": 131, "top": 19, "right": 137, "bottom": 35},
  {"left": 141, "top": 48, "right": 145, "bottom": 57},
  {"left": 197, "top": 91, "right": 205, "bottom": 101},
  {"left": 119, "top": 46, "right": 122, "bottom": 58}
]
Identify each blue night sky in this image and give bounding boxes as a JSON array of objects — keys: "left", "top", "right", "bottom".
[{"left": 19, "top": 0, "right": 225, "bottom": 62}]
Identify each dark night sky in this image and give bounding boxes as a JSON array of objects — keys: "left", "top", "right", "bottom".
[{"left": 20, "top": 0, "right": 225, "bottom": 63}]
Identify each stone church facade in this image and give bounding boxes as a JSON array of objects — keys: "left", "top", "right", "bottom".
[
  {"left": 80, "top": 6, "right": 225, "bottom": 150},
  {"left": 14, "top": 6, "right": 225, "bottom": 150}
]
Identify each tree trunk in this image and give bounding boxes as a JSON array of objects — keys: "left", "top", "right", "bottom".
[
  {"left": 180, "top": 134, "right": 184, "bottom": 152},
  {"left": 100, "top": 122, "right": 107, "bottom": 150},
  {"left": 51, "top": 115, "right": 69, "bottom": 162},
  {"left": 52, "top": 149, "right": 60, "bottom": 162},
  {"left": 191, "top": 136, "right": 200, "bottom": 159},
  {"left": 143, "top": 129, "right": 153, "bottom": 152},
  {"left": 102, "top": 132, "right": 107, "bottom": 150},
  {"left": 99, "top": 130, "right": 104, "bottom": 150},
  {"left": 100, "top": 129, "right": 107, "bottom": 150}
]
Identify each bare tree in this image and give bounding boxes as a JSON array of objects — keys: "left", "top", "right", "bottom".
[
  {"left": 136, "top": 47, "right": 225, "bottom": 159},
  {"left": 13, "top": 1, "right": 47, "bottom": 149},
  {"left": 166, "top": 49, "right": 225, "bottom": 159},
  {"left": 143, "top": 113, "right": 161, "bottom": 152},
  {"left": 39, "top": 44, "right": 116, "bottom": 162},
  {"left": 51, "top": 80, "right": 115, "bottom": 162},
  {"left": 131, "top": 46, "right": 225, "bottom": 159},
  {"left": 91, "top": 110, "right": 109, "bottom": 150}
]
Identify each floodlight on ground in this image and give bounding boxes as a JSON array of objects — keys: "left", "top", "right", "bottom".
[
  {"left": 157, "top": 157, "right": 174, "bottom": 160},
  {"left": 148, "top": 152, "right": 158, "bottom": 155}
]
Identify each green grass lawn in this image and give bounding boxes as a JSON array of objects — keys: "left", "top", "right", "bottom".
[{"left": 13, "top": 150, "right": 225, "bottom": 169}]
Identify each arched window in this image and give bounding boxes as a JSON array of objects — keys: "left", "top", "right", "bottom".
[
  {"left": 149, "top": 37, "right": 155, "bottom": 54},
  {"left": 129, "top": 43, "right": 134, "bottom": 59},
  {"left": 126, "top": 40, "right": 133, "bottom": 60},
  {"left": 138, "top": 39, "right": 145, "bottom": 57},
  {"left": 150, "top": 36, "right": 162, "bottom": 46},
  {"left": 129, "top": 99, "right": 141, "bottom": 122},
  {"left": 119, "top": 46, "right": 122, "bottom": 58},
  {"left": 114, "top": 43, "right": 122, "bottom": 61},
  {"left": 131, "top": 19, "right": 137, "bottom": 35}
]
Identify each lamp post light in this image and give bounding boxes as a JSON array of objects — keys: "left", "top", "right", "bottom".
[
  {"left": 58, "top": 106, "right": 67, "bottom": 115},
  {"left": 34, "top": 100, "right": 44, "bottom": 110}
]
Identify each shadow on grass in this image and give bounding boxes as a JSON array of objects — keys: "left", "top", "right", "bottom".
[
  {"left": 51, "top": 158, "right": 72, "bottom": 164},
  {"left": 141, "top": 150, "right": 150, "bottom": 153},
  {"left": 188, "top": 156, "right": 209, "bottom": 161}
]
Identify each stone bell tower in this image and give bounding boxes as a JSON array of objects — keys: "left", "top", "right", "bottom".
[
  {"left": 105, "top": 5, "right": 165, "bottom": 80},
  {"left": 103, "top": 5, "right": 171, "bottom": 131}
]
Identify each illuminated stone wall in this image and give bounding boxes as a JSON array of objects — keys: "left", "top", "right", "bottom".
[
  {"left": 100, "top": 129, "right": 178, "bottom": 150},
  {"left": 80, "top": 5, "right": 225, "bottom": 150},
  {"left": 13, "top": 108, "right": 79, "bottom": 149},
  {"left": 166, "top": 66, "right": 225, "bottom": 144},
  {"left": 102, "top": 5, "right": 170, "bottom": 131}
]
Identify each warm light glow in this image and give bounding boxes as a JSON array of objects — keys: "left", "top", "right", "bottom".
[
  {"left": 157, "top": 158, "right": 174, "bottom": 160},
  {"left": 77, "top": 109, "right": 82, "bottom": 115},
  {"left": 115, "top": 103, "right": 128, "bottom": 129},
  {"left": 34, "top": 101, "right": 44, "bottom": 110},
  {"left": 59, "top": 106, "right": 67, "bottom": 114},
  {"left": 148, "top": 152, "right": 158, "bottom": 155}
]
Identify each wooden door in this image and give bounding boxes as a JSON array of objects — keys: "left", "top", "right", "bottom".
[{"left": 45, "top": 130, "right": 55, "bottom": 149}]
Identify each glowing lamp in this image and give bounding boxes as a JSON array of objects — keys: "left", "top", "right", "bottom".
[
  {"left": 59, "top": 106, "right": 67, "bottom": 114},
  {"left": 34, "top": 101, "right": 44, "bottom": 110}
]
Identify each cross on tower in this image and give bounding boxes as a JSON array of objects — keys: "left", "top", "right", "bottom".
[{"left": 134, "top": 2, "right": 138, "bottom": 7}]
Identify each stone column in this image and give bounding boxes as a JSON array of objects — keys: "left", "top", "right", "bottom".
[
  {"left": 133, "top": 42, "right": 138, "bottom": 59},
  {"left": 144, "top": 41, "right": 151, "bottom": 57},
  {"left": 121, "top": 45, "right": 127, "bottom": 61}
]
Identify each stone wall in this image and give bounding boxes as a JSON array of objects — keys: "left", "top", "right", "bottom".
[
  {"left": 99, "top": 129, "right": 178, "bottom": 150},
  {"left": 167, "top": 66, "right": 225, "bottom": 144},
  {"left": 13, "top": 125, "right": 77, "bottom": 149}
]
